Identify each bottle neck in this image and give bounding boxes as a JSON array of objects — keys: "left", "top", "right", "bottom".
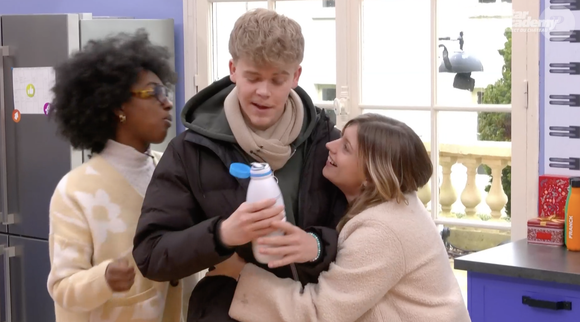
[{"left": 251, "top": 173, "right": 273, "bottom": 180}]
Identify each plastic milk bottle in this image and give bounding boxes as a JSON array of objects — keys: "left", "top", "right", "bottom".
[{"left": 229, "top": 162, "right": 286, "bottom": 263}]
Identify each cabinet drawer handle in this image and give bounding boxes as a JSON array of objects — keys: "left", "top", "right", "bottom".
[{"left": 522, "top": 296, "right": 572, "bottom": 311}]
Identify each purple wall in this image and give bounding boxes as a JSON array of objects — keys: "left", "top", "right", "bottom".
[{"left": 0, "top": 0, "right": 186, "bottom": 133}]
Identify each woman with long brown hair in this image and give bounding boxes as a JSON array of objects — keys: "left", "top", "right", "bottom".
[{"left": 209, "top": 113, "right": 471, "bottom": 322}]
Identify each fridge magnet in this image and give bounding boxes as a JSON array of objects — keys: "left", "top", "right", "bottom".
[
  {"left": 43, "top": 103, "right": 50, "bottom": 115},
  {"left": 26, "top": 83, "right": 35, "bottom": 98},
  {"left": 12, "top": 109, "right": 21, "bottom": 123}
]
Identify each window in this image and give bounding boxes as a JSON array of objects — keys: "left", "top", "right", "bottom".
[
  {"left": 357, "top": 0, "right": 525, "bottom": 237},
  {"left": 322, "top": 87, "right": 336, "bottom": 101},
  {"left": 191, "top": 0, "right": 537, "bottom": 244},
  {"left": 316, "top": 84, "right": 336, "bottom": 101},
  {"left": 323, "top": 0, "right": 335, "bottom": 7},
  {"left": 276, "top": 1, "right": 336, "bottom": 105}
]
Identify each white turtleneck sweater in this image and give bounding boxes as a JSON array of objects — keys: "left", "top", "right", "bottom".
[
  {"left": 98, "top": 140, "right": 156, "bottom": 196},
  {"left": 96, "top": 140, "right": 200, "bottom": 320},
  {"left": 88, "top": 139, "right": 200, "bottom": 321}
]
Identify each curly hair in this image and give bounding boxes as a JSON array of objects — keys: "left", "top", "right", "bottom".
[{"left": 50, "top": 29, "right": 177, "bottom": 153}]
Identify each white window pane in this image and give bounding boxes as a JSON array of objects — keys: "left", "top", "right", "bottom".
[
  {"left": 211, "top": 2, "right": 269, "bottom": 81},
  {"left": 275, "top": 1, "right": 336, "bottom": 102},
  {"left": 361, "top": 0, "right": 431, "bottom": 106},
  {"left": 437, "top": 0, "right": 512, "bottom": 106}
]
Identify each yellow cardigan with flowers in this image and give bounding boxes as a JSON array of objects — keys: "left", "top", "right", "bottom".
[{"left": 47, "top": 153, "right": 184, "bottom": 322}]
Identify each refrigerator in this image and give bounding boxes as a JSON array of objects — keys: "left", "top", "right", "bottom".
[{"left": 0, "top": 13, "right": 176, "bottom": 321}]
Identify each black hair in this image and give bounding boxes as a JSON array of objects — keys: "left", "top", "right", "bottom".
[{"left": 49, "top": 29, "right": 177, "bottom": 153}]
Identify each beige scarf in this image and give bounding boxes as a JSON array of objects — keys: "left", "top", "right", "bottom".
[{"left": 224, "top": 87, "right": 304, "bottom": 170}]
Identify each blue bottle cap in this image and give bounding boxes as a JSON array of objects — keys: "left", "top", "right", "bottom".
[{"left": 229, "top": 163, "right": 251, "bottom": 179}]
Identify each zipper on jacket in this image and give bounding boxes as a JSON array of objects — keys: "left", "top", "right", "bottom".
[{"left": 291, "top": 112, "right": 326, "bottom": 289}]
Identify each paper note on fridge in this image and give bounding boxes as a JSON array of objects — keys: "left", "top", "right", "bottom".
[{"left": 12, "top": 67, "right": 55, "bottom": 115}]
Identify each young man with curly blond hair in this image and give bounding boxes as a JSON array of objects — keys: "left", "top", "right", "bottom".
[{"left": 133, "top": 9, "right": 347, "bottom": 321}]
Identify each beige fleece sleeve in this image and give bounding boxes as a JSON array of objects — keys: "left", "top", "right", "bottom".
[
  {"left": 229, "top": 219, "right": 406, "bottom": 322},
  {"left": 46, "top": 175, "right": 114, "bottom": 312}
]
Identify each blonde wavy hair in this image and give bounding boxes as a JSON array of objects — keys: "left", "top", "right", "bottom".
[
  {"left": 229, "top": 8, "right": 305, "bottom": 67},
  {"left": 337, "top": 114, "right": 433, "bottom": 231}
]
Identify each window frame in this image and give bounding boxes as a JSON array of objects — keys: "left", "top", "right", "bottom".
[{"left": 185, "top": 0, "right": 540, "bottom": 241}]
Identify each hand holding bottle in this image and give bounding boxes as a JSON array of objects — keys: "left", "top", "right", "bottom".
[
  {"left": 229, "top": 162, "right": 288, "bottom": 264},
  {"left": 256, "top": 221, "right": 320, "bottom": 268},
  {"left": 219, "top": 198, "right": 285, "bottom": 247}
]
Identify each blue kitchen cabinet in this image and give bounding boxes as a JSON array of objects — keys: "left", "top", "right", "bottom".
[
  {"left": 467, "top": 272, "right": 580, "bottom": 321},
  {"left": 455, "top": 240, "right": 580, "bottom": 322}
]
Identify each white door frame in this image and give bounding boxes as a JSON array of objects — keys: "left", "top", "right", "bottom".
[{"left": 511, "top": 0, "right": 540, "bottom": 241}]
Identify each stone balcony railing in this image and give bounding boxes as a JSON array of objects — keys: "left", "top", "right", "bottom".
[{"left": 417, "top": 141, "right": 512, "bottom": 222}]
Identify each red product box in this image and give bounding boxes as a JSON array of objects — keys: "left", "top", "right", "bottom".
[
  {"left": 527, "top": 216, "right": 565, "bottom": 246},
  {"left": 538, "top": 174, "right": 570, "bottom": 219}
]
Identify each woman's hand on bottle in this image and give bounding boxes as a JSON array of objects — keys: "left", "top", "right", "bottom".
[
  {"left": 256, "top": 221, "right": 319, "bottom": 268},
  {"left": 105, "top": 258, "right": 135, "bottom": 292},
  {"left": 219, "top": 198, "right": 285, "bottom": 247}
]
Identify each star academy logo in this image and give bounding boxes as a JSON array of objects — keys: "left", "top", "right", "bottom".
[{"left": 512, "top": 9, "right": 576, "bottom": 38}]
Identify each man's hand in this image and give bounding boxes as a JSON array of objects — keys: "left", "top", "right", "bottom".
[
  {"left": 105, "top": 258, "right": 135, "bottom": 292},
  {"left": 206, "top": 253, "right": 247, "bottom": 280},
  {"left": 256, "top": 221, "right": 319, "bottom": 268},
  {"left": 219, "top": 198, "right": 285, "bottom": 247}
]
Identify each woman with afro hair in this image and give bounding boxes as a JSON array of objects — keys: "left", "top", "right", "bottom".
[{"left": 46, "top": 29, "right": 188, "bottom": 321}]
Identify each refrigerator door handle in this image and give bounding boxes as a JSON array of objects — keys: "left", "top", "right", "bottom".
[
  {"left": 0, "top": 245, "right": 14, "bottom": 322},
  {"left": 0, "top": 45, "right": 15, "bottom": 226}
]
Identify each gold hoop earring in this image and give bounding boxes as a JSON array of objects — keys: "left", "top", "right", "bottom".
[{"left": 119, "top": 114, "right": 126, "bottom": 123}]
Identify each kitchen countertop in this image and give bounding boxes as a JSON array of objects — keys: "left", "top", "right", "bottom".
[{"left": 454, "top": 239, "right": 580, "bottom": 286}]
